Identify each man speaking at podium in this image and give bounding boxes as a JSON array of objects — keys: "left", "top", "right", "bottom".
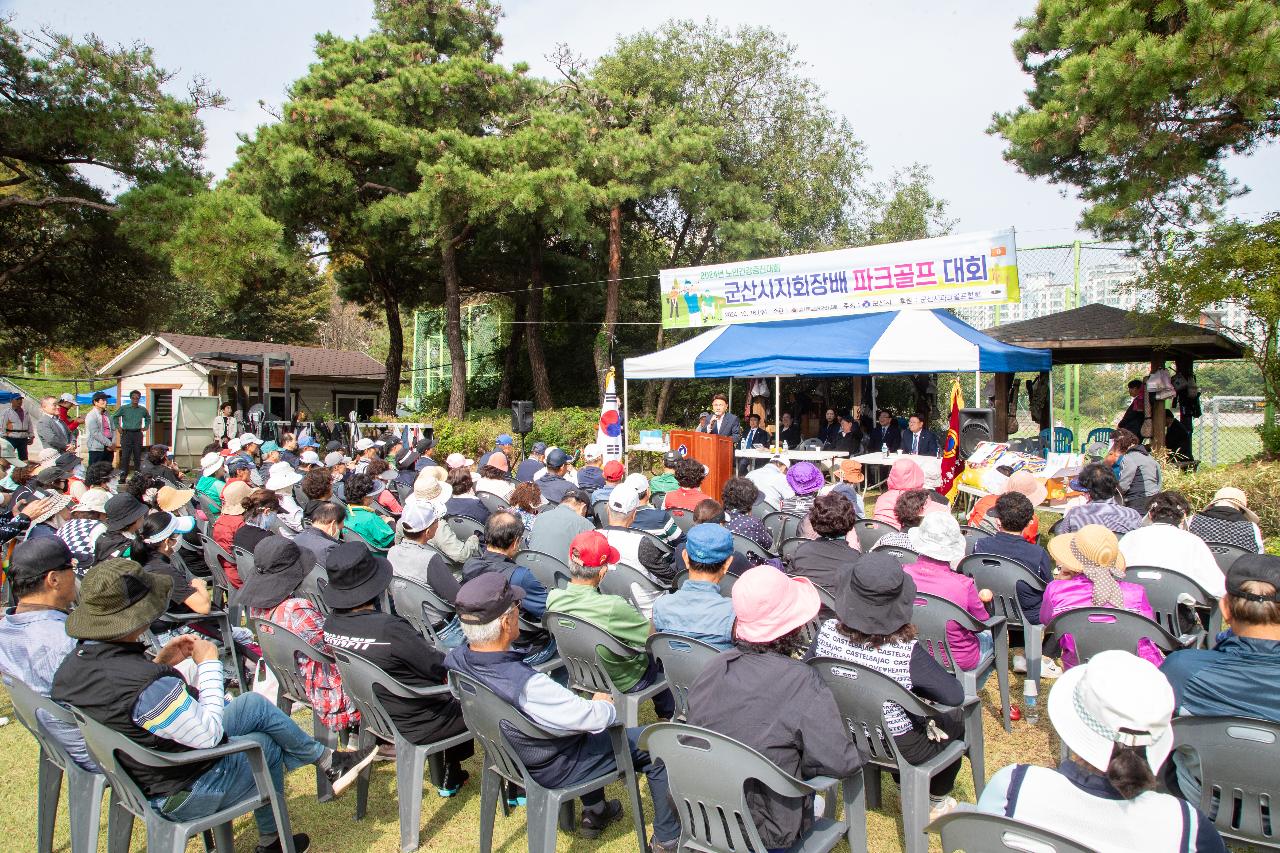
[{"left": 696, "top": 393, "right": 741, "bottom": 446}]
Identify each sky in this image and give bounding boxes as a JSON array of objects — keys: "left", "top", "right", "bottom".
[{"left": 12, "top": 0, "right": 1280, "bottom": 248}]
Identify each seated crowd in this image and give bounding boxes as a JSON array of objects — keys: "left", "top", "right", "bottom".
[{"left": 0, "top": 425, "right": 1272, "bottom": 853}]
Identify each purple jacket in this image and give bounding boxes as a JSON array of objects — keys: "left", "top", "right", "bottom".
[{"left": 1041, "top": 574, "right": 1162, "bottom": 669}]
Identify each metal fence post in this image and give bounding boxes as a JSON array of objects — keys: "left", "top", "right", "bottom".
[{"left": 1211, "top": 397, "right": 1220, "bottom": 467}]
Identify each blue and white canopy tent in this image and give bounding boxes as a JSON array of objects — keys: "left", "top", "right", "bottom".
[{"left": 620, "top": 308, "right": 1053, "bottom": 447}]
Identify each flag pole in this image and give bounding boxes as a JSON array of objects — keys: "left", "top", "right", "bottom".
[{"left": 622, "top": 374, "right": 629, "bottom": 468}]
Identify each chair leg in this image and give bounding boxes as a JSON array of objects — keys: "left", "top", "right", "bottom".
[
  {"left": 622, "top": 761, "right": 648, "bottom": 853},
  {"left": 312, "top": 714, "right": 337, "bottom": 802},
  {"left": 843, "top": 770, "right": 868, "bottom": 853},
  {"left": 106, "top": 795, "right": 135, "bottom": 853},
  {"left": 1025, "top": 624, "right": 1044, "bottom": 696},
  {"left": 478, "top": 767, "right": 500, "bottom": 853},
  {"left": 865, "top": 766, "right": 883, "bottom": 810},
  {"left": 66, "top": 769, "right": 106, "bottom": 853},
  {"left": 219, "top": 613, "right": 246, "bottom": 693},
  {"left": 35, "top": 754, "right": 62, "bottom": 853},
  {"left": 526, "top": 791, "right": 560, "bottom": 853},
  {"left": 396, "top": 741, "right": 427, "bottom": 853},
  {"left": 965, "top": 708, "right": 986, "bottom": 798},
  {"left": 994, "top": 629, "right": 1012, "bottom": 732},
  {"left": 211, "top": 822, "right": 235, "bottom": 853},
  {"left": 354, "top": 728, "right": 377, "bottom": 820},
  {"left": 900, "top": 766, "right": 931, "bottom": 853}
]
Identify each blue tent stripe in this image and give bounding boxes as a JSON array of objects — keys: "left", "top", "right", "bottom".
[{"left": 931, "top": 310, "right": 1052, "bottom": 372}]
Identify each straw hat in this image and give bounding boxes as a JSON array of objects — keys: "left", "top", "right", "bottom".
[
  {"left": 1207, "top": 486, "right": 1260, "bottom": 523},
  {"left": 1048, "top": 524, "right": 1126, "bottom": 576},
  {"left": 156, "top": 485, "right": 195, "bottom": 513},
  {"left": 220, "top": 480, "right": 253, "bottom": 517}
]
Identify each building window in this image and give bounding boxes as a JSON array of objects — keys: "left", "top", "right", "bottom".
[{"left": 334, "top": 394, "right": 378, "bottom": 420}]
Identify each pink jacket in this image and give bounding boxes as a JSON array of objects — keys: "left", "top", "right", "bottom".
[
  {"left": 873, "top": 458, "right": 947, "bottom": 528},
  {"left": 1040, "top": 574, "right": 1162, "bottom": 669}
]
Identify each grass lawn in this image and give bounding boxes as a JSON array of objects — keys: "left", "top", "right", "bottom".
[{"left": 0, "top": 666, "right": 1061, "bottom": 852}]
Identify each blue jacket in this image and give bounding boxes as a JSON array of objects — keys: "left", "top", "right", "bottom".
[{"left": 1161, "top": 635, "right": 1280, "bottom": 721}]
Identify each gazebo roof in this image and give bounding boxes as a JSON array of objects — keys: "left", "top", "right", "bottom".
[{"left": 986, "top": 303, "right": 1245, "bottom": 365}]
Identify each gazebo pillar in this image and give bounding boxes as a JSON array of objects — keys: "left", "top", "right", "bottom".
[
  {"left": 993, "top": 372, "right": 1011, "bottom": 441},
  {"left": 1150, "top": 358, "right": 1166, "bottom": 453},
  {"left": 851, "top": 376, "right": 863, "bottom": 418}
]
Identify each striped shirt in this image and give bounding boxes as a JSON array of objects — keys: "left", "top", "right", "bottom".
[
  {"left": 813, "top": 621, "right": 917, "bottom": 736},
  {"left": 132, "top": 660, "right": 225, "bottom": 749},
  {"left": 1058, "top": 497, "right": 1142, "bottom": 535}
]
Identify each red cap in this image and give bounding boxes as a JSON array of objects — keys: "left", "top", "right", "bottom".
[
  {"left": 569, "top": 530, "right": 620, "bottom": 569},
  {"left": 602, "top": 460, "right": 625, "bottom": 482}
]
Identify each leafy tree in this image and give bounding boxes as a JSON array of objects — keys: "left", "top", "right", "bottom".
[
  {"left": 1140, "top": 215, "right": 1280, "bottom": 415},
  {"left": 990, "top": 1, "right": 1280, "bottom": 245},
  {"left": 0, "top": 20, "right": 221, "bottom": 357},
  {"left": 861, "top": 163, "right": 956, "bottom": 244}
]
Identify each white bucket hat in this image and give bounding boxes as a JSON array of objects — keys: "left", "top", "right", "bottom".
[
  {"left": 1047, "top": 649, "right": 1175, "bottom": 775},
  {"left": 354, "top": 437, "right": 375, "bottom": 452},
  {"left": 264, "top": 461, "right": 303, "bottom": 492},
  {"left": 200, "top": 452, "right": 225, "bottom": 478},
  {"left": 75, "top": 488, "right": 112, "bottom": 515},
  {"left": 908, "top": 511, "right": 966, "bottom": 566}
]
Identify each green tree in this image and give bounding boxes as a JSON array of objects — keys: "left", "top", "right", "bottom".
[
  {"left": 0, "top": 20, "right": 221, "bottom": 357},
  {"left": 861, "top": 163, "right": 956, "bottom": 244},
  {"left": 1140, "top": 215, "right": 1280, "bottom": 413},
  {"left": 990, "top": 1, "right": 1280, "bottom": 245}
]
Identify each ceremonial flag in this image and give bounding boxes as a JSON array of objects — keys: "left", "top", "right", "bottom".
[
  {"left": 597, "top": 368, "right": 623, "bottom": 463},
  {"left": 937, "top": 379, "right": 965, "bottom": 501}
]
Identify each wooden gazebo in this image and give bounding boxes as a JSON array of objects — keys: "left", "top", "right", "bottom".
[{"left": 987, "top": 303, "right": 1245, "bottom": 451}]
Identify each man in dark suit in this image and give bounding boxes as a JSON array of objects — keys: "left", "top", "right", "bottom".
[
  {"left": 697, "top": 393, "right": 742, "bottom": 446},
  {"left": 738, "top": 414, "right": 770, "bottom": 474},
  {"left": 867, "top": 409, "right": 901, "bottom": 453},
  {"left": 824, "top": 413, "right": 864, "bottom": 455},
  {"left": 777, "top": 412, "right": 802, "bottom": 448},
  {"left": 903, "top": 413, "right": 941, "bottom": 457}
]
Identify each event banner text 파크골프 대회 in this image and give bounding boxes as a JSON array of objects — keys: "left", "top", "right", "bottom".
[{"left": 658, "top": 228, "right": 1020, "bottom": 329}]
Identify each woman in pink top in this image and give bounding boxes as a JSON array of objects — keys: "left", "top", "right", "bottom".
[
  {"left": 365, "top": 459, "right": 404, "bottom": 515},
  {"left": 874, "top": 457, "right": 947, "bottom": 528},
  {"left": 904, "top": 513, "right": 993, "bottom": 670},
  {"left": 1042, "top": 524, "right": 1161, "bottom": 669}
]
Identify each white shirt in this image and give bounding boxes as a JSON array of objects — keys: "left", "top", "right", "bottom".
[
  {"left": 746, "top": 464, "right": 794, "bottom": 507},
  {"left": 1119, "top": 522, "right": 1225, "bottom": 597}
]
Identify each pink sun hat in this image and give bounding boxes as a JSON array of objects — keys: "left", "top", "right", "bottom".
[{"left": 731, "top": 565, "right": 820, "bottom": 644}]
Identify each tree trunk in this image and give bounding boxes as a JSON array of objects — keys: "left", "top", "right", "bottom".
[
  {"left": 440, "top": 226, "right": 467, "bottom": 419},
  {"left": 594, "top": 203, "right": 623, "bottom": 402},
  {"left": 656, "top": 378, "right": 675, "bottom": 423},
  {"left": 526, "top": 240, "right": 554, "bottom": 410},
  {"left": 377, "top": 279, "right": 402, "bottom": 414},
  {"left": 496, "top": 285, "right": 525, "bottom": 410},
  {"left": 643, "top": 322, "right": 665, "bottom": 416}
]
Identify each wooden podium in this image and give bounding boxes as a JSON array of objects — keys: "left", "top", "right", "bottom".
[{"left": 670, "top": 430, "right": 735, "bottom": 502}]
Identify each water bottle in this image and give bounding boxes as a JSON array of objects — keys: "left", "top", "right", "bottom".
[
  {"left": 1023, "top": 679, "right": 1039, "bottom": 725},
  {"left": 782, "top": 440, "right": 789, "bottom": 450},
  {"left": 881, "top": 441, "right": 889, "bottom": 459}
]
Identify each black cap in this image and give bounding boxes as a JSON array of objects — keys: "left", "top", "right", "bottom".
[
  {"left": 322, "top": 541, "right": 393, "bottom": 609},
  {"left": 455, "top": 572, "right": 525, "bottom": 624},
  {"left": 662, "top": 449, "right": 685, "bottom": 467},
  {"left": 34, "top": 466, "right": 69, "bottom": 485},
  {"left": 414, "top": 438, "right": 436, "bottom": 453},
  {"left": 530, "top": 441, "right": 548, "bottom": 455},
  {"left": 1227, "top": 554, "right": 1280, "bottom": 602},
  {"left": 91, "top": 391, "right": 108, "bottom": 403},
  {"left": 561, "top": 488, "right": 592, "bottom": 506},
  {"left": 9, "top": 538, "right": 73, "bottom": 587},
  {"left": 546, "top": 448, "right": 570, "bottom": 468},
  {"left": 104, "top": 493, "right": 149, "bottom": 531},
  {"left": 325, "top": 440, "right": 343, "bottom": 452}
]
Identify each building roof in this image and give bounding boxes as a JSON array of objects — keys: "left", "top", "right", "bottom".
[
  {"left": 99, "top": 333, "right": 384, "bottom": 380},
  {"left": 986, "top": 303, "right": 1245, "bottom": 365}
]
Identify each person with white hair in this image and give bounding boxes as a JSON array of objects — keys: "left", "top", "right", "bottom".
[{"left": 575, "top": 444, "right": 606, "bottom": 492}]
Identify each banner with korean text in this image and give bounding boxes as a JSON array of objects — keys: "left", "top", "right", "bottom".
[{"left": 659, "top": 228, "right": 1019, "bottom": 328}]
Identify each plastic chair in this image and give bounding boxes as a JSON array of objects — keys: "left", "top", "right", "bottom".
[
  {"left": 542, "top": 611, "right": 668, "bottom": 727},
  {"left": 779, "top": 535, "right": 808, "bottom": 565},
  {"left": 672, "top": 568, "right": 738, "bottom": 597},
  {"left": 810, "top": 658, "right": 982, "bottom": 853},
  {"left": 762, "top": 510, "right": 804, "bottom": 544},
  {"left": 1038, "top": 427, "right": 1075, "bottom": 455},
  {"left": 669, "top": 507, "right": 694, "bottom": 533},
  {"left": 514, "top": 549, "right": 572, "bottom": 591},
  {"left": 196, "top": 531, "right": 237, "bottom": 618},
  {"left": 388, "top": 576, "right": 457, "bottom": 651},
  {"left": 957, "top": 524, "right": 990, "bottom": 555},
  {"left": 444, "top": 514, "right": 485, "bottom": 544},
  {"left": 232, "top": 544, "right": 255, "bottom": 589},
  {"left": 852, "top": 518, "right": 895, "bottom": 552},
  {"left": 750, "top": 499, "right": 778, "bottom": 520},
  {"left": 476, "top": 491, "right": 510, "bottom": 514},
  {"left": 68, "top": 704, "right": 298, "bottom": 853},
  {"left": 298, "top": 567, "right": 331, "bottom": 615},
  {"left": 1205, "top": 541, "right": 1251, "bottom": 574},
  {"left": 591, "top": 499, "right": 610, "bottom": 527},
  {"left": 957, "top": 552, "right": 1047, "bottom": 695},
  {"left": 149, "top": 605, "right": 248, "bottom": 694},
  {"left": 639, "top": 722, "right": 865, "bottom": 853},
  {"left": 1043, "top": 607, "right": 1181, "bottom": 665},
  {"left": 1123, "top": 565, "right": 1218, "bottom": 647},
  {"left": 249, "top": 618, "right": 344, "bottom": 801},
  {"left": 1082, "top": 427, "right": 1114, "bottom": 453},
  {"left": 871, "top": 544, "right": 919, "bottom": 566},
  {"left": 330, "top": 650, "right": 474, "bottom": 853},
  {"left": 8, "top": 678, "right": 107, "bottom": 853},
  {"left": 911, "top": 593, "right": 1012, "bottom": 731},
  {"left": 1171, "top": 716, "right": 1280, "bottom": 850},
  {"left": 731, "top": 531, "right": 775, "bottom": 561},
  {"left": 448, "top": 670, "right": 648, "bottom": 853},
  {"left": 645, "top": 633, "right": 721, "bottom": 721},
  {"left": 926, "top": 811, "right": 1094, "bottom": 853},
  {"left": 597, "top": 562, "right": 668, "bottom": 613}
]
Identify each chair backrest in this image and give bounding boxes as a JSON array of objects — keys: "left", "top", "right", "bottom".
[
  {"left": 927, "top": 811, "right": 1094, "bottom": 853},
  {"left": 669, "top": 507, "right": 694, "bottom": 533},
  {"left": 649, "top": 491, "right": 665, "bottom": 510},
  {"left": 232, "top": 545, "right": 255, "bottom": 589},
  {"left": 762, "top": 510, "right": 803, "bottom": 545},
  {"left": 598, "top": 562, "right": 667, "bottom": 611},
  {"left": 311, "top": 574, "right": 333, "bottom": 615},
  {"left": 672, "top": 568, "right": 738, "bottom": 598},
  {"left": 958, "top": 553, "right": 1045, "bottom": 628},
  {"left": 196, "top": 532, "right": 233, "bottom": 606},
  {"left": 1043, "top": 607, "right": 1180, "bottom": 665},
  {"left": 957, "top": 524, "right": 990, "bottom": 555},
  {"left": 646, "top": 633, "right": 721, "bottom": 720},
  {"left": 809, "top": 657, "right": 941, "bottom": 770},
  {"left": 330, "top": 649, "right": 431, "bottom": 744},
  {"left": 394, "top": 482, "right": 414, "bottom": 505},
  {"left": 543, "top": 611, "right": 643, "bottom": 694},
  {"left": 779, "top": 536, "right": 807, "bottom": 565},
  {"left": 476, "top": 491, "right": 510, "bottom": 514},
  {"left": 911, "top": 593, "right": 988, "bottom": 673},
  {"left": 592, "top": 499, "right": 609, "bottom": 526},
  {"left": 640, "top": 723, "right": 821, "bottom": 853},
  {"left": 250, "top": 617, "right": 334, "bottom": 709},
  {"left": 798, "top": 438, "right": 824, "bottom": 451},
  {"left": 1123, "top": 565, "right": 1216, "bottom": 637},
  {"left": 445, "top": 515, "right": 485, "bottom": 544},
  {"left": 872, "top": 544, "right": 919, "bottom": 566},
  {"left": 514, "top": 549, "right": 572, "bottom": 591},
  {"left": 292, "top": 484, "right": 309, "bottom": 508},
  {"left": 1084, "top": 427, "right": 1114, "bottom": 452},
  {"left": 1172, "top": 715, "right": 1280, "bottom": 847},
  {"left": 7, "top": 677, "right": 80, "bottom": 773},
  {"left": 749, "top": 500, "right": 778, "bottom": 520},
  {"left": 447, "top": 670, "right": 567, "bottom": 787},
  {"left": 66, "top": 706, "right": 165, "bottom": 819},
  {"left": 387, "top": 576, "right": 455, "bottom": 648},
  {"left": 852, "top": 518, "right": 895, "bottom": 552},
  {"left": 1205, "top": 541, "right": 1251, "bottom": 574},
  {"left": 1040, "top": 426, "right": 1074, "bottom": 454},
  {"left": 730, "top": 531, "right": 774, "bottom": 562}
]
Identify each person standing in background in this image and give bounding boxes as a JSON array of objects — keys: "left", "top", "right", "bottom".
[
  {"left": 697, "top": 393, "right": 741, "bottom": 445},
  {"left": 36, "top": 396, "right": 75, "bottom": 454},
  {"left": 112, "top": 390, "right": 149, "bottom": 478},
  {"left": 212, "top": 401, "right": 239, "bottom": 448},
  {"left": 1, "top": 395, "right": 31, "bottom": 462},
  {"left": 55, "top": 394, "right": 80, "bottom": 433},
  {"left": 83, "top": 392, "right": 115, "bottom": 468}
]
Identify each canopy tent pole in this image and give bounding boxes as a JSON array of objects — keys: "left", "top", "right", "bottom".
[
  {"left": 1048, "top": 370, "right": 1055, "bottom": 443},
  {"left": 871, "top": 376, "right": 877, "bottom": 414},
  {"left": 727, "top": 379, "right": 732, "bottom": 416},
  {"left": 622, "top": 376, "right": 629, "bottom": 466},
  {"left": 974, "top": 370, "right": 980, "bottom": 405},
  {"left": 775, "top": 376, "right": 781, "bottom": 448}
]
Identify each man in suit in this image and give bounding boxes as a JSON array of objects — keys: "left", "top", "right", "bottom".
[
  {"left": 867, "top": 409, "right": 901, "bottom": 454},
  {"left": 903, "top": 413, "right": 941, "bottom": 457},
  {"left": 777, "top": 412, "right": 802, "bottom": 449},
  {"left": 738, "top": 414, "right": 770, "bottom": 474},
  {"left": 697, "top": 393, "right": 741, "bottom": 445},
  {"left": 36, "top": 396, "right": 75, "bottom": 453},
  {"left": 816, "top": 408, "right": 841, "bottom": 446},
  {"left": 824, "top": 413, "right": 863, "bottom": 455}
]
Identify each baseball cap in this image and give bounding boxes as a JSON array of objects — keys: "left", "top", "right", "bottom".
[
  {"left": 298, "top": 437, "right": 319, "bottom": 448},
  {"left": 607, "top": 484, "right": 640, "bottom": 515},
  {"left": 9, "top": 538, "right": 73, "bottom": 587},
  {"left": 445, "top": 452, "right": 474, "bottom": 469},
  {"left": 546, "top": 448, "right": 570, "bottom": 468},
  {"left": 354, "top": 438, "right": 375, "bottom": 452},
  {"left": 662, "top": 449, "right": 684, "bottom": 467},
  {"left": 569, "top": 530, "right": 620, "bottom": 569},
  {"left": 58, "top": 393, "right": 75, "bottom": 404},
  {"left": 582, "top": 443, "right": 602, "bottom": 460},
  {"left": 325, "top": 440, "right": 343, "bottom": 452},
  {"left": 530, "top": 441, "right": 548, "bottom": 455},
  {"left": 496, "top": 433, "right": 513, "bottom": 446},
  {"left": 400, "top": 501, "right": 439, "bottom": 534},
  {"left": 623, "top": 473, "right": 650, "bottom": 495},
  {"left": 239, "top": 433, "right": 261, "bottom": 446},
  {"left": 603, "top": 460, "right": 625, "bottom": 483},
  {"left": 561, "top": 488, "right": 593, "bottom": 506},
  {"left": 685, "top": 523, "right": 733, "bottom": 564},
  {"left": 454, "top": 572, "right": 526, "bottom": 624},
  {"left": 1226, "top": 553, "right": 1280, "bottom": 602},
  {"left": 324, "top": 451, "right": 349, "bottom": 467},
  {"left": 260, "top": 441, "right": 281, "bottom": 454},
  {"left": 299, "top": 450, "right": 321, "bottom": 466},
  {"left": 414, "top": 438, "right": 437, "bottom": 453},
  {"left": 225, "top": 456, "right": 254, "bottom": 474}
]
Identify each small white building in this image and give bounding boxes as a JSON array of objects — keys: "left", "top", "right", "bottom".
[{"left": 98, "top": 332, "right": 386, "bottom": 449}]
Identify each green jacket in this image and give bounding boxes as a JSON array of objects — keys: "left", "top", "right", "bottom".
[
  {"left": 195, "top": 476, "right": 224, "bottom": 517},
  {"left": 648, "top": 472, "right": 679, "bottom": 496},
  {"left": 545, "top": 583, "right": 649, "bottom": 691},
  {"left": 345, "top": 505, "right": 395, "bottom": 555}
]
